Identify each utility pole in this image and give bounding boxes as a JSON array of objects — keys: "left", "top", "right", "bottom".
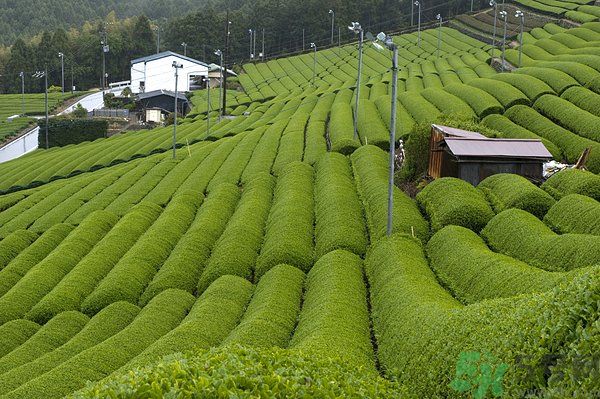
[
  {"left": 58, "top": 52, "right": 65, "bottom": 93},
  {"left": 415, "top": 1, "right": 422, "bottom": 47},
  {"left": 310, "top": 43, "right": 317, "bottom": 86},
  {"left": 215, "top": 49, "right": 224, "bottom": 119},
  {"left": 253, "top": 29, "right": 257, "bottom": 60},
  {"left": 101, "top": 31, "right": 109, "bottom": 91},
  {"left": 436, "top": 14, "right": 442, "bottom": 58},
  {"left": 516, "top": 10, "right": 525, "bottom": 68},
  {"left": 33, "top": 69, "right": 49, "bottom": 149},
  {"left": 329, "top": 10, "right": 335, "bottom": 45},
  {"left": 302, "top": 28, "right": 305, "bottom": 51},
  {"left": 205, "top": 77, "right": 211, "bottom": 136},
  {"left": 71, "top": 64, "right": 74, "bottom": 93},
  {"left": 182, "top": 42, "right": 188, "bottom": 56},
  {"left": 262, "top": 28, "right": 265, "bottom": 60},
  {"left": 19, "top": 72, "right": 25, "bottom": 116},
  {"left": 172, "top": 61, "right": 183, "bottom": 159},
  {"left": 349, "top": 22, "right": 363, "bottom": 141},
  {"left": 500, "top": 10, "right": 508, "bottom": 72},
  {"left": 249, "top": 29, "right": 254, "bottom": 59},
  {"left": 222, "top": 13, "right": 230, "bottom": 116}
]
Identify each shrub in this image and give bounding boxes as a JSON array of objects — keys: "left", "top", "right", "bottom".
[
  {"left": 38, "top": 119, "right": 108, "bottom": 148},
  {"left": 272, "top": 112, "right": 309, "bottom": 175},
  {"left": 0, "top": 229, "right": 38, "bottom": 270},
  {"left": 515, "top": 67, "right": 579, "bottom": 94},
  {"left": 534, "top": 94, "right": 600, "bottom": 142},
  {"left": 224, "top": 264, "right": 305, "bottom": 348},
  {"left": 290, "top": 250, "right": 375, "bottom": 369},
  {"left": 353, "top": 99, "right": 389, "bottom": 149},
  {"left": 443, "top": 83, "right": 504, "bottom": 117},
  {"left": 373, "top": 95, "right": 415, "bottom": 140},
  {"left": 351, "top": 145, "right": 429, "bottom": 243},
  {"left": 544, "top": 194, "right": 600, "bottom": 235},
  {"left": 0, "top": 319, "right": 40, "bottom": 358},
  {"left": 198, "top": 175, "right": 274, "bottom": 293},
  {"left": 482, "top": 208, "right": 600, "bottom": 271},
  {"left": 560, "top": 86, "right": 600, "bottom": 117},
  {"left": 416, "top": 177, "right": 495, "bottom": 233},
  {"left": 140, "top": 184, "right": 240, "bottom": 304},
  {"left": 398, "top": 91, "right": 442, "bottom": 124},
  {"left": 420, "top": 88, "right": 476, "bottom": 119},
  {"left": 468, "top": 78, "right": 531, "bottom": 108},
  {"left": 566, "top": 10, "right": 598, "bottom": 23},
  {"left": 241, "top": 120, "right": 287, "bottom": 182},
  {"left": 542, "top": 168, "right": 600, "bottom": 200},
  {"left": 478, "top": 173, "right": 556, "bottom": 218},
  {"left": 533, "top": 61, "right": 600, "bottom": 86}
]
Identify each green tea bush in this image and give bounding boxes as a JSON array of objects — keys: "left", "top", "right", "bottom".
[
  {"left": 416, "top": 177, "right": 494, "bottom": 233},
  {"left": 27, "top": 203, "right": 162, "bottom": 323},
  {"left": 542, "top": 168, "right": 600, "bottom": 200},
  {"left": 373, "top": 95, "right": 415, "bottom": 140},
  {"left": 224, "top": 264, "right": 305, "bottom": 348},
  {"left": 544, "top": 194, "right": 600, "bottom": 235},
  {"left": 140, "top": 184, "right": 240, "bottom": 304},
  {"left": 272, "top": 112, "right": 309, "bottom": 175},
  {"left": 560, "top": 85, "right": 600, "bottom": 117},
  {"left": 468, "top": 78, "right": 531, "bottom": 108},
  {"left": 533, "top": 61, "right": 600, "bottom": 86},
  {"left": 482, "top": 208, "right": 600, "bottom": 272},
  {"left": 303, "top": 94, "right": 333, "bottom": 164},
  {"left": 420, "top": 88, "right": 476, "bottom": 119},
  {"left": 123, "top": 275, "right": 253, "bottom": 371},
  {"left": 534, "top": 94, "right": 600, "bottom": 142},
  {"left": 314, "top": 153, "right": 368, "bottom": 258},
  {"left": 0, "top": 301, "right": 140, "bottom": 395},
  {"left": 566, "top": 10, "right": 598, "bottom": 23},
  {"left": 2, "top": 289, "right": 195, "bottom": 399},
  {"left": 198, "top": 175, "right": 274, "bottom": 293},
  {"left": 443, "top": 83, "right": 504, "bottom": 117},
  {"left": 0, "top": 211, "right": 117, "bottom": 325},
  {"left": 241, "top": 120, "right": 287, "bottom": 182},
  {"left": 351, "top": 145, "right": 429, "bottom": 242},
  {"left": 478, "top": 173, "right": 556, "bottom": 218},
  {"left": 290, "top": 250, "right": 375, "bottom": 369},
  {"left": 71, "top": 346, "right": 407, "bottom": 399},
  {"left": 255, "top": 162, "right": 314, "bottom": 279},
  {"left": 354, "top": 99, "right": 389, "bottom": 149},
  {"left": 366, "top": 233, "right": 600, "bottom": 397},
  {"left": 0, "top": 229, "right": 37, "bottom": 270},
  {"left": 398, "top": 91, "right": 442, "bottom": 124},
  {"left": 81, "top": 192, "right": 202, "bottom": 315},
  {"left": 515, "top": 67, "right": 579, "bottom": 94},
  {"left": 0, "top": 319, "right": 40, "bottom": 358}
]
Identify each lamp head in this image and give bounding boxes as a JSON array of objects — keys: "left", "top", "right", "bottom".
[
  {"left": 310, "top": 42, "right": 316, "bottom": 48},
  {"left": 58, "top": 52, "right": 63, "bottom": 57},
  {"left": 489, "top": 0, "right": 496, "bottom": 6},
  {"left": 499, "top": 10, "right": 507, "bottom": 18},
  {"left": 436, "top": 14, "right": 441, "bottom": 20},
  {"left": 414, "top": 1, "right": 419, "bottom": 6},
  {"left": 329, "top": 9, "right": 334, "bottom": 14},
  {"left": 348, "top": 22, "right": 362, "bottom": 33},
  {"left": 214, "top": 49, "right": 222, "bottom": 56},
  {"left": 515, "top": 10, "right": 524, "bottom": 17}
]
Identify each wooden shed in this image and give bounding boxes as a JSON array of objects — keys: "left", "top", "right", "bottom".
[{"left": 428, "top": 124, "right": 553, "bottom": 185}]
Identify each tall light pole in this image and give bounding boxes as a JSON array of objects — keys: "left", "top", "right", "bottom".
[
  {"left": 374, "top": 32, "right": 399, "bottom": 237},
  {"left": 204, "top": 76, "right": 211, "bottom": 136},
  {"left": 411, "top": 0, "right": 415, "bottom": 26},
  {"left": 181, "top": 42, "right": 187, "bottom": 56},
  {"left": 223, "top": 18, "right": 231, "bottom": 117},
  {"left": 349, "top": 22, "right": 363, "bottom": 141},
  {"left": 516, "top": 10, "right": 525, "bottom": 68},
  {"left": 338, "top": 26, "right": 341, "bottom": 47},
  {"left": 19, "top": 72, "right": 25, "bottom": 116},
  {"left": 329, "top": 10, "right": 335, "bottom": 45},
  {"left": 415, "top": 1, "right": 422, "bottom": 47},
  {"left": 302, "top": 28, "right": 305, "bottom": 51},
  {"left": 436, "top": 14, "right": 442, "bottom": 58},
  {"left": 500, "top": 10, "right": 508, "bottom": 71},
  {"left": 262, "top": 28, "right": 265, "bottom": 60},
  {"left": 248, "top": 29, "right": 254, "bottom": 59},
  {"left": 154, "top": 26, "right": 161, "bottom": 54},
  {"left": 471, "top": 0, "right": 474, "bottom": 12},
  {"left": 215, "top": 49, "right": 224, "bottom": 120},
  {"left": 172, "top": 61, "right": 183, "bottom": 159},
  {"left": 253, "top": 29, "right": 257, "bottom": 60},
  {"left": 58, "top": 52, "right": 65, "bottom": 93},
  {"left": 100, "top": 34, "right": 109, "bottom": 91},
  {"left": 490, "top": 0, "right": 498, "bottom": 59},
  {"left": 310, "top": 43, "right": 317, "bottom": 86},
  {"left": 33, "top": 69, "right": 49, "bottom": 149}
]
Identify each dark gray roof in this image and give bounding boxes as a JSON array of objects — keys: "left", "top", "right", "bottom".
[
  {"left": 444, "top": 138, "right": 553, "bottom": 159},
  {"left": 131, "top": 51, "right": 208, "bottom": 67},
  {"left": 432, "top": 124, "right": 486, "bottom": 139},
  {"left": 137, "top": 90, "right": 188, "bottom": 101}
]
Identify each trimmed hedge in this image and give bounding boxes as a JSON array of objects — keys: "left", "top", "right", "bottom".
[
  {"left": 398, "top": 91, "right": 442, "bottom": 124},
  {"left": 2, "top": 289, "right": 195, "bottom": 399},
  {"left": 515, "top": 67, "right": 579, "bottom": 94},
  {"left": 478, "top": 173, "right": 556, "bottom": 218},
  {"left": 420, "top": 88, "right": 476, "bottom": 120},
  {"left": 443, "top": 83, "right": 504, "bottom": 118},
  {"left": 416, "top": 177, "right": 495, "bottom": 233},
  {"left": 272, "top": 112, "right": 309, "bottom": 175},
  {"left": 566, "top": 10, "right": 598, "bottom": 23},
  {"left": 255, "top": 162, "right": 315, "bottom": 279},
  {"left": 0, "top": 229, "right": 38, "bottom": 270},
  {"left": 0, "top": 211, "right": 117, "bottom": 325},
  {"left": 290, "top": 250, "right": 375, "bottom": 370},
  {"left": 224, "top": 264, "right": 305, "bottom": 348},
  {"left": 544, "top": 194, "right": 600, "bottom": 235},
  {"left": 354, "top": 99, "right": 389, "bottom": 149},
  {"left": 534, "top": 94, "right": 600, "bottom": 142},
  {"left": 366, "top": 233, "right": 600, "bottom": 397},
  {"left": 482, "top": 208, "right": 600, "bottom": 271},
  {"left": 351, "top": 145, "right": 429, "bottom": 243},
  {"left": 373, "top": 95, "right": 415, "bottom": 140},
  {"left": 533, "top": 61, "right": 600, "bottom": 86},
  {"left": 140, "top": 184, "right": 240, "bottom": 304},
  {"left": 314, "top": 153, "right": 368, "bottom": 258},
  {"left": 198, "top": 175, "right": 274, "bottom": 293},
  {"left": 38, "top": 118, "right": 108, "bottom": 148},
  {"left": 123, "top": 275, "right": 253, "bottom": 371},
  {"left": 0, "top": 319, "right": 40, "bottom": 359},
  {"left": 542, "top": 168, "right": 600, "bottom": 200},
  {"left": 241, "top": 120, "right": 287, "bottom": 182},
  {"left": 468, "top": 78, "right": 530, "bottom": 108},
  {"left": 560, "top": 85, "right": 600, "bottom": 117}
]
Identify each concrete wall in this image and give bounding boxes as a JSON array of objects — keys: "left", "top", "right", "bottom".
[
  {"left": 0, "top": 126, "right": 39, "bottom": 164},
  {"left": 131, "top": 55, "right": 208, "bottom": 94}
]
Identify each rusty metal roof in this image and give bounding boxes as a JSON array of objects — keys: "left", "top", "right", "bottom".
[
  {"left": 444, "top": 138, "right": 553, "bottom": 159},
  {"left": 432, "top": 124, "right": 486, "bottom": 139}
]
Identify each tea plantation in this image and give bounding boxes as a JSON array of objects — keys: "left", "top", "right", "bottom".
[{"left": 0, "top": 11, "right": 598, "bottom": 399}]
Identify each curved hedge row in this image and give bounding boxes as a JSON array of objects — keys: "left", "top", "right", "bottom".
[
  {"left": 366, "top": 233, "right": 600, "bottom": 397},
  {"left": 561, "top": 85, "right": 600, "bottom": 118},
  {"left": 420, "top": 88, "right": 476, "bottom": 119},
  {"left": 478, "top": 173, "right": 556, "bottom": 219},
  {"left": 303, "top": 94, "right": 333, "bottom": 165},
  {"left": 482, "top": 208, "right": 600, "bottom": 272},
  {"left": 374, "top": 95, "right": 415, "bottom": 140},
  {"left": 0, "top": 319, "right": 40, "bottom": 359},
  {"left": 541, "top": 168, "right": 600, "bottom": 200},
  {"left": 354, "top": 99, "right": 389, "bottom": 149},
  {"left": 140, "top": 184, "right": 240, "bottom": 303},
  {"left": 272, "top": 112, "right": 309, "bottom": 175},
  {"left": 468, "top": 78, "right": 530, "bottom": 108},
  {"left": 224, "top": 264, "right": 305, "bottom": 348},
  {"left": 533, "top": 61, "right": 600, "bottom": 86},
  {"left": 515, "top": 67, "right": 579, "bottom": 94},
  {"left": 329, "top": 102, "right": 360, "bottom": 154},
  {"left": 198, "top": 175, "right": 275, "bottom": 293},
  {"left": 0, "top": 229, "right": 38, "bottom": 270},
  {"left": 416, "top": 177, "right": 495, "bottom": 233},
  {"left": 443, "top": 83, "right": 504, "bottom": 118},
  {"left": 398, "top": 91, "right": 442, "bottom": 124},
  {"left": 241, "top": 120, "right": 286, "bottom": 183},
  {"left": 314, "top": 153, "right": 368, "bottom": 258},
  {"left": 351, "top": 145, "right": 429, "bottom": 243},
  {"left": 255, "top": 162, "right": 315, "bottom": 279},
  {"left": 544, "top": 194, "right": 600, "bottom": 236},
  {"left": 290, "top": 250, "right": 375, "bottom": 370},
  {"left": 534, "top": 94, "right": 600, "bottom": 142}
]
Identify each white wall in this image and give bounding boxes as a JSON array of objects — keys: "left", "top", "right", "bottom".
[
  {"left": 0, "top": 127, "right": 39, "bottom": 164},
  {"left": 131, "top": 55, "right": 208, "bottom": 94}
]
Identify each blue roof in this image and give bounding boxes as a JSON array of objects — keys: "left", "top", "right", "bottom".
[{"left": 131, "top": 51, "right": 208, "bottom": 67}]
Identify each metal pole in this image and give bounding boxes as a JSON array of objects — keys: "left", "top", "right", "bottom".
[
  {"left": 353, "top": 30, "right": 363, "bottom": 141},
  {"left": 157, "top": 27, "right": 160, "bottom": 54},
  {"left": 20, "top": 72, "right": 24, "bottom": 116},
  {"left": 330, "top": 10, "right": 335, "bottom": 44},
  {"left": 262, "top": 28, "right": 265, "bottom": 60},
  {"left": 223, "top": 16, "right": 230, "bottom": 116},
  {"left": 206, "top": 81, "right": 211, "bottom": 135},
  {"left": 411, "top": 1, "right": 414, "bottom": 26},
  {"left": 302, "top": 29, "right": 305, "bottom": 51},
  {"left": 491, "top": 1, "right": 497, "bottom": 59},
  {"left": 59, "top": 53, "right": 64, "bottom": 93},
  {"left": 71, "top": 64, "right": 74, "bottom": 93},
  {"left": 44, "top": 68, "right": 49, "bottom": 150},
  {"left": 387, "top": 46, "right": 398, "bottom": 236},
  {"left": 249, "top": 29, "right": 253, "bottom": 59},
  {"left": 437, "top": 15, "right": 442, "bottom": 58},
  {"left": 101, "top": 40, "right": 106, "bottom": 91},
  {"left": 517, "top": 11, "right": 524, "bottom": 68},
  {"left": 311, "top": 44, "right": 317, "bottom": 86},
  {"left": 417, "top": 1, "right": 422, "bottom": 47},
  {"left": 471, "top": 0, "right": 474, "bottom": 12},
  {"left": 500, "top": 11, "right": 507, "bottom": 71},
  {"left": 173, "top": 63, "right": 182, "bottom": 159},
  {"left": 338, "top": 26, "right": 341, "bottom": 47},
  {"left": 253, "top": 29, "right": 257, "bottom": 60}
]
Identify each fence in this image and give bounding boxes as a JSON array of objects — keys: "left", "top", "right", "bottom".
[
  {"left": 89, "top": 109, "right": 130, "bottom": 118},
  {"left": 0, "top": 126, "right": 39, "bottom": 164}
]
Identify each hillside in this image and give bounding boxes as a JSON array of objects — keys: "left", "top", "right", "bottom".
[{"left": 0, "top": 8, "right": 598, "bottom": 399}]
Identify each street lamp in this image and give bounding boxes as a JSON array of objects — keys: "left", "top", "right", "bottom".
[
  {"left": 515, "top": 10, "right": 525, "bottom": 67},
  {"left": 490, "top": 0, "right": 498, "bottom": 59},
  {"left": 329, "top": 10, "right": 335, "bottom": 45},
  {"left": 500, "top": 10, "right": 508, "bottom": 71},
  {"left": 19, "top": 71, "right": 25, "bottom": 116},
  {"left": 349, "top": 22, "right": 364, "bottom": 141},
  {"left": 436, "top": 14, "right": 442, "bottom": 58},
  {"left": 310, "top": 43, "right": 317, "bottom": 86},
  {"left": 100, "top": 36, "right": 109, "bottom": 91},
  {"left": 373, "top": 32, "right": 399, "bottom": 237},
  {"left": 248, "top": 29, "right": 254, "bottom": 59},
  {"left": 471, "top": 0, "right": 474, "bottom": 12},
  {"left": 33, "top": 69, "right": 49, "bottom": 149},
  {"left": 415, "top": 1, "right": 422, "bottom": 47},
  {"left": 411, "top": 0, "right": 415, "bottom": 26},
  {"left": 215, "top": 49, "right": 224, "bottom": 120},
  {"left": 58, "top": 52, "right": 65, "bottom": 93},
  {"left": 204, "top": 76, "right": 211, "bottom": 136},
  {"left": 181, "top": 42, "right": 187, "bottom": 56},
  {"left": 172, "top": 61, "right": 183, "bottom": 159},
  {"left": 154, "top": 25, "right": 160, "bottom": 54}
]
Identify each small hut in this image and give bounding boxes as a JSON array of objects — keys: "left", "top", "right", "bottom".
[{"left": 428, "top": 124, "right": 553, "bottom": 185}]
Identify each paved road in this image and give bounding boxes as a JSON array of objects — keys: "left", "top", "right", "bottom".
[{"left": 59, "top": 91, "right": 107, "bottom": 115}]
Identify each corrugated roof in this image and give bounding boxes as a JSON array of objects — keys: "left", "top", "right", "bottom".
[
  {"left": 444, "top": 138, "right": 553, "bottom": 159},
  {"left": 131, "top": 51, "right": 209, "bottom": 67},
  {"left": 432, "top": 124, "right": 486, "bottom": 138},
  {"left": 137, "top": 90, "right": 188, "bottom": 101}
]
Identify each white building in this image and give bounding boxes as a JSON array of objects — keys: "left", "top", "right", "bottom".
[{"left": 130, "top": 51, "right": 209, "bottom": 94}]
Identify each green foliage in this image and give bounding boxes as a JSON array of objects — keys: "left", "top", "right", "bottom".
[
  {"left": 544, "top": 194, "right": 600, "bottom": 235},
  {"left": 443, "top": 83, "right": 504, "bottom": 118},
  {"left": 534, "top": 94, "right": 600, "bottom": 142},
  {"left": 354, "top": 99, "right": 389, "bottom": 149},
  {"left": 542, "top": 168, "right": 600, "bottom": 200},
  {"left": 374, "top": 95, "right": 416, "bottom": 140},
  {"left": 561, "top": 86, "right": 600, "bottom": 117},
  {"left": 420, "top": 88, "right": 476, "bottom": 120},
  {"left": 241, "top": 121, "right": 287, "bottom": 182},
  {"left": 566, "top": 10, "right": 598, "bottom": 23},
  {"left": 0, "top": 229, "right": 38, "bottom": 270},
  {"left": 0, "top": 319, "right": 40, "bottom": 358},
  {"left": 416, "top": 177, "right": 495, "bottom": 233},
  {"left": 398, "top": 91, "right": 442, "bottom": 124},
  {"left": 272, "top": 112, "right": 309, "bottom": 175},
  {"left": 482, "top": 208, "right": 600, "bottom": 272},
  {"left": 329, "top": 102, "right": 360, "bottom": 154},
  {"left": 468, "top": 78, "right": 531, "bottom": 108},
  {"left": 515, "top": 67, "right": 579, "bottom": 94},
  {"left": 478, "top": 173, "right": 556, "bottom": 219},
  {"left": 492, "top": 72, "right": 556, "bottom": 102},
  {"left": 39, "top": 118, "right": 108, "bottom": 148}
]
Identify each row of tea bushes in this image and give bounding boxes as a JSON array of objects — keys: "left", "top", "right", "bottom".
[{"left": 544, "top": 194, "right": 600, "bottom": 235}]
